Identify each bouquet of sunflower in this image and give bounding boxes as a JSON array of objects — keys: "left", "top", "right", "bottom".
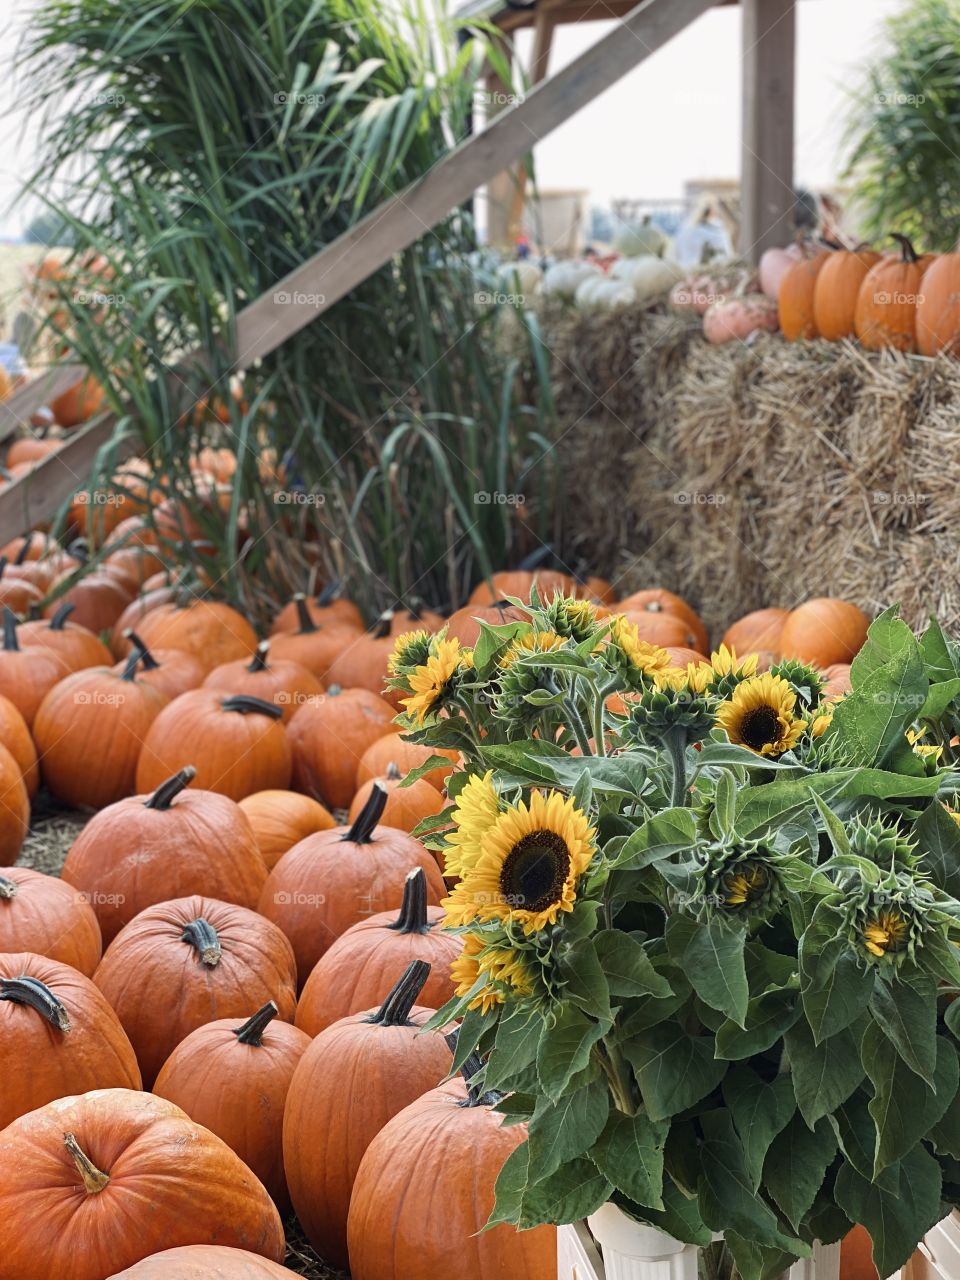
[{"left": 388, "top": 597, "right": 960, "bottom": 1280}]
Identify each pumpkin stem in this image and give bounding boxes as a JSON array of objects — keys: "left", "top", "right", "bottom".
[
  {"left": 444, "top": 1033, "right": 505, "bottom": 1108},
  {"left": 220, "top": 693, "right": 283, "bottom": 720},
  {"left": 181, "top": 917, "right": 222, "bottom": 967},
  {"left": 366, "top": 959, "right": 430, "bottom": 1027},
  {"left": 124, "top": 630, "right": 159, "bottom": 670},
  {"left": 14, "top": 535, "right": 32, "bottom": 566},
  {"left": 49, "top": 602, "right": 76, "bottom": 631},
  {"left": 389, "top": 867, "right": 431, "bottom": 935},
  {"left": 891, "top": 232, "right": 919, "bottom": 264},
  {"left": 120, "top": 649, "right": 141, "bottom": 681},
  {"left": 385, "top": 762, "right": 401, "bottom": 781},
  {"left": 0, "top": 875, "right": 18, "bottom": 899},
  {"left": 518, "top": 546, "right": 552, "bottom": 572},
  {"left": 372, "top": 612, "right": 392, "bottom": 639},
  {"left": 326, "top": 683, "right": 342, "bottom": 697},
  {"left": 0, "top": 557, "right": 8, "bottom": 583},
  {"left": 293, "top": 593, "right": 318, "bottom": 635},
  {"left": 247, "top": 642, "right": 270, "bottom": 673},
  {"left": 2, "top": 608, "right": 18, "bottom": 651},
  {"left": 316, "top": 581, "right": 340, "bottom": 607},
  {"left": 0, "top": 975, "right": 71, "bottom": 1031},
  {"left": 64, "top": 1133, "right": 110, "bottom": 1195},
  {"left": 233, "top": 1000, "right": 279, "bottom": 1046},
  {"left": 145, "top": 766, "right": 196, "bottom": 810},
  {"left": 344, "top": 783, "right": 387, "bottom": 843}
]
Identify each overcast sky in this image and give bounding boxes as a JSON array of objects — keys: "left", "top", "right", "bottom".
[{"left": 0, "top": 0, "right": 904, "bottom": 238}]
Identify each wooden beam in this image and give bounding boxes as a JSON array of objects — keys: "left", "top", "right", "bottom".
[
  {"left": 740, "top": 0, "right": 795, "bottom": 264},
  {"left": 0, "top": 0, "right": 715, "bottom": 544},
  {"left": 0, "top": 365, "right": 86, "bottom": 444},
  {"left": 506, "top": 10, "right": 558, "bottom": 244},
  {"left": 234, "top": 0, "right": 716, "bottom": 363}
]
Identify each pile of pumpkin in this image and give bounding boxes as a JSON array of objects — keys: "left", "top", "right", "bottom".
[{"left": 0, "top": 548, "right": 872, "bottom": 1278}]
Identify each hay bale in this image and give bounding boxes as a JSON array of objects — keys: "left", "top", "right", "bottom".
[{"left": 542, "top": 298, "right": 960, "bottom": 639}]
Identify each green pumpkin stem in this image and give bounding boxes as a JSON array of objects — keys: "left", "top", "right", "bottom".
[
  {"left": 247, "top": 642, "right": 270, "bottom": 673},
  {"left": 221, "top": 694, "right": 283, "bottom": 720},
  {"left": 49, "top": 602, "right": 76, "bottom": 631},
  {"left": 14, "top": 535, "right": 32, "bottom": 566},
  {"left": 3, "top": 608, "right": 19, "bottom": 651},
  {"left": 293, "top": 593, "right": 318, "bottom": 635},
  {"left": 891, "top": 232, "right": 919, "bottom": 264},
  {"left": 316, "top": 581, "right": 340, "bottom": 607},
  {"left": 64, "top": 1133, "right": 110, "bottom": 1194},
  {"left": 389, "top": 867, "right": 431, "bottom": 935},
  {"left": 444, "top": 1032, "right": 505, "bottom": 1108},
  {"left": 518, "top": 546, "right": 552, "bottom": 572},
  {"left": 0, "top": 557, "right": 8, "bottom": 582},
  {"left": 145, "top": 767, "right": 196, "bottom": 810},
  {"left": 120, "top": 649, "right": 141, "bottom": 681},
  {"left": 234, "top": 1000, "right": 279, "bottom": 1046},
  {"left": 0, "top": 975, "right": 71, "bottom": 1031},
  {"left": 344, "top": 783, "right": 387, "bottom": 843},
  {"left": 372, "top": 612, "right": 392, "bottom": 639},
  {"left": 366, "top": 959, "right": 430, "bottom": 1027},
  {"left": 0, "top": 875, "right": 18, "bottom": 899},
  {"left": 124, "top": 631, "right": 159, "bottom": 670},
  {"left": 181, "top": 917, "right": 222, "bottom": 967}
]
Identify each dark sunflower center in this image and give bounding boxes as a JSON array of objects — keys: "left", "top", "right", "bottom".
[
  {"left": 740, "top": 705, "right": 780, "bottom": 750},
  {"left": 499, "top": 830, "right": 570, "bottom": 914}
]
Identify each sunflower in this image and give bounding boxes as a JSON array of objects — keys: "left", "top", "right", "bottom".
[
  {"left": 715, "top": 673, "right": 805, "bottom": 758},
  {"left": 443, "top": 771, "right": 500, "bottom": 880},
  {"left": 710, "top": 645, "right": 758, "bottom": 679},
  {"left": 861, "top": 909, "right": 909, "bottom": 958},
  {"left": 809, "top": 711, "right": 833, "bottom": 738},
  {"left": 722, "top": 863, "right": 771, "bottom": 906},
  {"left": 656, "top": 662, "right": 712, "bottom": 695},
  {"left": 443, "top": 789, "right": 596, "bottom": 934},
  {"left": 907, "top": 727, "right": 943, "bottom": 762},
  {"left": 500, "top": 629, "right": 566, "bottom": 670},
  {"left": 387, "top": 629, "right": 432, "bottom": 675},
  {"left": 451, "top": 933, "right": 534, "bottom": 1015},
  {"left": 606, "top": 617, "right": 675, "bottom": 683},
  {"left": 401, "top": 636, "right": 471, "bottom": 724},
  {"left": 546, "top": 596, "right": 604, "bottom": 642}
]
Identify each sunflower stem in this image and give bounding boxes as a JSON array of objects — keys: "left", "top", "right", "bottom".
[
  {"left": 664, "top": 728, "right": 689, "bottom": 806},
  {"left": 598, "top": 1038, "right": 637, "bottom": 1115},
  {"left": 563, "top": 698, "right": 592, "bottom": 756}
]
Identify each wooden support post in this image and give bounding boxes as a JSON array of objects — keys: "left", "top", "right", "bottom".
[
  {"left": 507, "top": 10, "right": 558, "bottom": 249},
  {"left": 483, "top": 32, "right": 518, "bottom": 252},
  {"left": 740, "top": 0, "right": 795, "bottom": 264}
]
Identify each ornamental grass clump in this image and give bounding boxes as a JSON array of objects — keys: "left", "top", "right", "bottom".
[{"left": 389, "top": 597, "right": 960, "bottom": 1280}]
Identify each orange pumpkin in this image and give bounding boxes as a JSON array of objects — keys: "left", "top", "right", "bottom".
[
  {"left": 722, "top": 606, "right": 790, "bottom": 657},
  {"left": 116, "top": 633, "right": 207, "bottom": 700},
  {"left": 62, "top": 768, "right": 268, "bottom": 943},
  {"left": 468, "top": 567, "right": 573, "bottom": 606},
  {"left": 258, "top": 786, "right": 445, "bottom": 986},
  {"left": 270, "top": 587, "right": 364, "bottom": 635},
  {"left": 618, "top": 588, "right": 708, "bottom": 653},
  {"left": 295, "top": 867, "right": 460, "bottom": 1036},
  {"left": 0, "top": 866, "right": 102, "bottom": 975},
  {"left": 287, "top": 685, "right": 396, "bottom": 810},
  {"left": 0, "top": 692, "right": 39, "bottom": 797},
  {"left": 154, "top": 1001, "right": 311, "bottom": 1215},
  {"left": 203, "top": 642, "right": 325, "bottom": 723},
  {"left": 387, "top": 605, "right": 445, "bottom": 635},
  {"left": 778, "top": 248, "right": 832, "bottom": 340},
  {"left": 49, "top": 374, "right": 106, "bottom": 427},
  {"left": 45, "top": 570, "right": 132, "bottom": 632},
  {"left": 0, "top": 1089, "right": 285, "bottom": 1278},
  {"left": 855, "top": 235, "right": 932, "bottom": 352},
  {"left": 812, "top": 247, "right": 882, "bottom": 341},
  {"left": 0, "top": 557, "right": 42, "bottom": 616},
  {"left": 93, "top": 895, "right": 298, "bottom": 1087},
  {"left": 823, "top": 663, "right": 853, "bottom": 699},
  {"left": 111, "top": 586, "right": 178, "bottom": 656},
  {"left": 32, "top": 654, "right": 169, "bottom": 809},
  {"left": 322, "top": 629, "right": 396, "bottom": 701},
  {"left": 444, "top": 600, "right": 527, "bottom": 648},
  {"left": 18, "top": 601, "right": 113, "bottom": 673},
  {"left": 136, "top": 690, "right": 291, "bottom": 801},
  {"left": 0, "top": 953, "right": 141, "bottom": 1130},
  {"left": 915, "top": 251, "right": 960, "bottom": 355},
  {"left": 0, "top": 745, "right": 33, "bottom": 865},
  {"left": 356, "top": 732, "right": 457, "bottom": 793},
  {"left": 347, "top": 1066, "right": 556, "bottom": 1280},
  {"left": 284, "top": 960, "right": 453, "bottom": 1268},
  {"left": 619, "top": 609, "right": 700, "bottom": 651},
  {"left": 348, "top": 762, "right": 446, "bottom": 834},
  {"left": 268, "top": 596, "right": 358, "bottom": 677},
  {"left": 0, "top": 607, "right": 70, "bottom": 726},
  {"left": 130, "top": 600, "right": 257, "bottom": 674},
  {"left": 777, "top": 598, "right": 871, "bottom": 668},
  {"left": 237, "top": 790, "right": 336, "bottom": 872},
  {"left": 101, "top": 1246, "right": 298, "bottom": 1278}
]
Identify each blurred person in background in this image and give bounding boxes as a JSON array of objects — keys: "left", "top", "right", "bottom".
[{"left": 673, "top": 193, "right": 733, "bottom": 266}]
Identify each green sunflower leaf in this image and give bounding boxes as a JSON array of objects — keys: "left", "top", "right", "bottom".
[
  {"left": 485, "top": 1005, "right": 543, "bottom": 1091},
  {"left": 536, "top": 1003, "right": 608, "bottom": 1101},
  {"left": 624, "top": 1025, "right": 728, "bottom": 1122},
  {"left": 799, "top": 912, "right": 876, "bottom": 1044},
  {"left": 869, "top": 971, "right": 939, "bottom": 1085},
  {"left": 784, "top": 1018, "right": 866, "bottom": 1128},
  {"left": 591, "top": 1110, "right": 668, "bottom": 1210},
  {"left": 595, "top": 929, "right": 672, "bottom": 998},
  {"left": 610, "top": 806, "right": 699, "bottom": 870},
  {"left": 683, "top": 917, "right": 750, "bottom": 1028},
  {"left": 834, "top": 1146, "right": 943, "bottom": 1278},
  {"left": 715, "top": 985, "right": 802, "bottom": 1060},
  {"left": 828, "top": 621, "right": 927, "bottom": 768},
  {"left": 489, "top": 1149, "right": 612, "bottom": 1230},
  {"left": 763, "top": 1113, "right": 837, "bottom": 1229},
  {"left": 723, "top": 1064, "right": 797, "bottom": 1190},
  {"left": 526, "top": 1076, "right": 610, "bottom": 1181},
  {"left": 724, "top": 1233, "right": 802, "bottom": 1280},
  {"left": 862, "top": 1023, "right": 959, "bottom": 1175},
  {"left": 914, "top": 799, "right": 960, "bottom": 899}
]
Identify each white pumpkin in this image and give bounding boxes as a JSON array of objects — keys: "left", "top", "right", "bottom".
[
  {"left": 575, "top": 277, "right": 636, "bottom": 312},
  {"left": 614, "top": 216, "right": 669, "bottom": 259},
  {"left": 542, "top": 260, "right": 601, "bottom": 300},
  {"left": 497, "top": 261, "right": 542, "bottom": 298},
  {"left": 611, "top": 255, "right": 685, "bottom": 303}
]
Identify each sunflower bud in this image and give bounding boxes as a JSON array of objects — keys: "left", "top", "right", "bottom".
[
  {"left": 693, "top": 839, "right": 785, "bottom": 924},
  {"left": 545, "top": 596, "right": 606, "bottom": 644},
  {"left": 842, "top": 868, "right": 934, "bottom": 968},
  {"left": 625, "top": 680, "right": 716, "bottom": 742},
  {"left": 847, "top": 814, "right": 922, "bottom": 872},
  {"left": 769, "top": 658, "right": 825, "bottom": 711}
]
